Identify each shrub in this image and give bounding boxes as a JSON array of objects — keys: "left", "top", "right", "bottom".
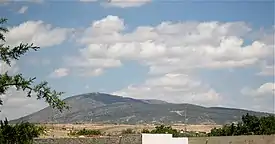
[
  {"left": 0, "top": 118, "right": 45, "bottom": 144},
  {"left": 208, "top": 113, "right": 275, "bottom": 136},
  {"left": 121, "top": 128, "right": 135, "bottom": 134},
  {"left": 143, "top": 125, "right": 208, "bottom": 137},
  {"left": 69, "top": 128, "right": 101, "bottom": 136},
  {"left": 141, "top": 129, "right": 150, "bottom": 133},
  {"left": 150, "top": 125, "right": 180, "bottom": 137}
]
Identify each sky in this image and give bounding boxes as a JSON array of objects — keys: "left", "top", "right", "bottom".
[{"left": 0, "top": 0, "right": 274, "bottom": 120}]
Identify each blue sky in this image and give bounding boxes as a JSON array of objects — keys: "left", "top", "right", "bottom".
[{"left": 0, "top": 0, "right": 274, "bottom": 119}]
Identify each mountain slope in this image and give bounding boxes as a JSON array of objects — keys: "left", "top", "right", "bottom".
[{"left": 12, "top": 93, "right": 270, "bottom": 125}]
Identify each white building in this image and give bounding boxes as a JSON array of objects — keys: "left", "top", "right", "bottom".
[{"left": 142, "top": 134, "right": 188, "bottom": 144}]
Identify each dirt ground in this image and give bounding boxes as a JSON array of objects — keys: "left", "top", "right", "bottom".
[{"left": 39, "top": 123, "right": 222, "bottom": 138}]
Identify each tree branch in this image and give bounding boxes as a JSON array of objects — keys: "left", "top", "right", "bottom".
[{"left": 0, "top": 18, "right": 68, "bottom": 112}]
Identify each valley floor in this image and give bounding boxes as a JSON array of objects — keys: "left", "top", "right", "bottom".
[{"left": 38, "top": 123, "right": 222, "bottom": 138}]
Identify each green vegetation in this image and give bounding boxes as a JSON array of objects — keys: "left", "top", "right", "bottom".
[
  {"left": 0, "top": 118, "right": 45, "bottom": 144},
  {"left": 208, "top": 113, "right": 275, "bottom": 136},
  {"left": 141, "top": 113, "right": 275, "bottom": 137},
  {"left": 0, "top": 18, "right": 68, "bottom": 113},
  {"left": 121, "top": 128, "right": 135, "bottom": 134},
  {"left": 69, "top": 128, "right": 102, "bottom": 136},
  {"left": 142, "top": 125, "right": 206, "bottom": 137},
  {"left": 141, "top": 128, "right": 150, "bottom": 133},
  {"left": 0, "top": 18, "right": 67, "bottom": 143}
]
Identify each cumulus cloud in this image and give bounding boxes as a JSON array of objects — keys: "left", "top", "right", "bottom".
[
  {"left": 241, "top": 83, "right": 275, "bottom": 113},
  {"left": 64, "top": 55, "right": 120, "bottom": 77},
  {"left": 71, "top": 15, "right": 273, "bottom": 76},
  {"left": 78, "top": 0, "right": 150, "bottom": 7},
  {"left": 0, "top": 61, "right": 47, "bottom": 120},
  {"left": 65, "top": 15, "right": 274, "bottom": 108},
  {"left": 79, "top": 68, "right": 104, "bottom": 77},
  {"left": 104, "top": 0, "right": 151, "bottom": 8},
  {"left": 0, "top": 60, "right": 18, "bottom": 75},
  {"left": 17, "top": 5, "right": 28, "bottom": 14},
  {"left": 113, "top": 73, "right": 223, "bottom": 106},
  {"left": 241, "top": 83, "right": 275, "bottom": 97},
  {"left": 5, "top": 20, "right": 72, "bottom": 47},
  {"left": 49, "top": 68, "right": 70, "bottom": 78},
  {"left": 0, "top": 19, "right": 76, "bottom": 119},
  {"left": 257, "top": 62, "right": 274, "bottom": 76},
  {"left": 0, "top": 87, "right": 47, "bottom": 120}
]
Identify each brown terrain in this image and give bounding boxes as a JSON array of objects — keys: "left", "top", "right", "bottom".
[{"left": 39, "top": 123, "right": 222, "bottom": 138}]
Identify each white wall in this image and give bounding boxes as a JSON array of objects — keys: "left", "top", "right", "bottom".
[
  {"left": 142, "top": 134, "right": 172, "bottom": 144},
  {"left": 171, "top": 137, "right": 188, "bottom": 144},
  {"left": 141, "top": 134, "right": 188, "bottom": 144}
]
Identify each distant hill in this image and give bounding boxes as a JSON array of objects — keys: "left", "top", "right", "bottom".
[{"left": 11, "top": 93, "right": 271, "bottom": 125}]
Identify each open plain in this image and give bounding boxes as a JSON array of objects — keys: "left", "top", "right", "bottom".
[{"left": 39, "top": 123, "right": 222, "bottom": 138}]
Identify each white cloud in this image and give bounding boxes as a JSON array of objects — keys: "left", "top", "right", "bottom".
[
  {"left": 64, "top": 55, "right": 121, "bottom": 76},
  {"left": 241, "top": 83, "right": 275, "bottom": 113},
  {"left": 241, "top": 83, "right": 275, "bottom": 97},
  {"left": 5, "top": 20, "right": 72, "bottom": 47},
  {"left": 85, "top": 85, "right": 90, "bottom": 89},
  {"left": 66, "top": 15, "right": 274, "bottom": 108},
  {"left": 49, "top": 68, "right": 69, "bottom": 78},
  {"left": 0, "top": 60, "right": 18, "bottom": 75},
  {"left": 79, "top": 68, "right": 104, "bottom": 77},
  {"left": 104, "top": 0, "right": 151, "bottom": 8},
  {"left": 0, "top": 19, "right": 71, "bottom": 120},
  {"left": 0, "top": 61, "right": 47, "bottom": 120},
  {"left": 0, "top": 87, "right": 47, "bottom": 120},
  {"left": 257, "top": 62, "right": 274, "bottom": 76},
  {"left": 113, "top": 73, "right": 223, "bottom": 106},
  {"left": 78, "top": 0, "right": 150, "bottom": 7},
  {"left": 17, "top": 5, "right": 28, "bottom": 14},
  {"left": 72, "top": 16, "right": 273, "bottom": 76},
  {"left": 249, "top": 26, "right": 275, "bottom": 45}
]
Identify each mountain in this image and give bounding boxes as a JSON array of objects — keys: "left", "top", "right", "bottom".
[{"left": 12, "top": 93, "right": 271, "bottom": 125}]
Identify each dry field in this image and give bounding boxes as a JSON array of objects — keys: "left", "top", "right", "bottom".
[{"left": 38, "top": 123, "right": 222, "bottom": 138}]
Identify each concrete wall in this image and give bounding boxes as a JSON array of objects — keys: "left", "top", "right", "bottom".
[
  {"left": 172, "top": 137, "right": 188, "bottom": 144},
  {"left": 189, "top": 135, "right": 275, "bottom": 144},
  {"left": 34, "top": 134, "right": 275, "bottom": 144},
  {"left": 142, "top": 134, "right": 172, "bottom": 144},
  {"left": 34, "top": 135, "right": 142, "bottom": 144},
  {"left": 142, "top": 134, "right": 188, "bottom": 144}
]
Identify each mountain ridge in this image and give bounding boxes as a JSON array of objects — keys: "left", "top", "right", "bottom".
[{"left": 11, "top": 93, "right": 271, "bottom": 125}]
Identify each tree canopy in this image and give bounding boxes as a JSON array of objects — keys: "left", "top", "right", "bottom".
[
  {"left": 0, "top": 17, "right": 68, "bottom": 143},
  {"left": 141, "top": 114, "right": 275, "bottom": 137},
  {"left": 208, "top": 113, "right": 275, "bottom": 136},
  {"left": 0, "top": 18, "right": 68, "bottom": 112}
]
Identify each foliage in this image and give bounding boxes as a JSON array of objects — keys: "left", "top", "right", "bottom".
[
  {"left": 0, "top": 18, "right": 68, "bottom": 143},
  {"left": 0, "top": 18, "right": 68, "bottom": 111},
  {"left": 69, "top": 128, "right": 102, "bottom": 136},
  {"left": 141, "top": 128, "right": 150, "bottom": 133},
  {"left": 121, "top": 128, "right": 135, "bottom": 134},
  {"left": 208, "top": 113, "right": 275, "bottom": 136},
  {"left": 142, "top": 125, "right": 206, "bottom": 137},
  {"left": 0, "top": 118, "right": 45, "bottom": 144},
  {"left": 142, "top": 114, "right": 275, "bottom": 137},
  {"left": 150, "top": 125, "right": 179, "bottom": 137}
]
